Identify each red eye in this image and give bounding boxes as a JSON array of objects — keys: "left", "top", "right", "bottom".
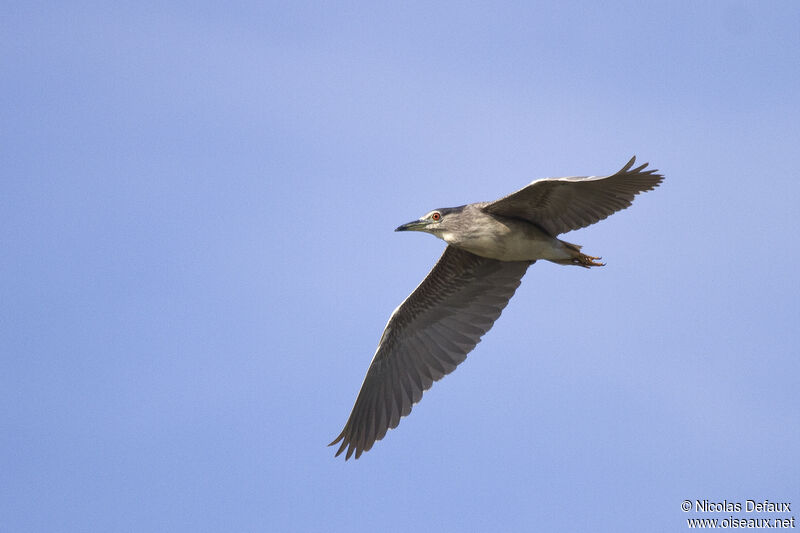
[{"left": 431, "top": 212, "right": 441, "bottom": 221}]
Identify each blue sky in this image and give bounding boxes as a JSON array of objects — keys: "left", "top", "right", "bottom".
[{"left": 2, "top": 1, "right": 799, "bottom": 531}]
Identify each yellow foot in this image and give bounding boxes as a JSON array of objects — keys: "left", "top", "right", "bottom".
[{"left": 575, "top": 253, "right": 605, "bottom": 268}]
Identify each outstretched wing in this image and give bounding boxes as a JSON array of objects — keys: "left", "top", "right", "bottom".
[
  {"left": 330, "top": 246, "right": 532, "bottom": 459},
  {"left": 482, "top": 156, "right": 663, "bottom": 237}
]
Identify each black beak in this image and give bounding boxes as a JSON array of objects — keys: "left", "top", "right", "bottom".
[{"left": 395, "top": 219, "right": 428, "bottom": 232}]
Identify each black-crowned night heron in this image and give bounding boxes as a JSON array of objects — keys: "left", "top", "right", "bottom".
[{"left": 330, "top": 157, "right": 663, "bottom": 459}]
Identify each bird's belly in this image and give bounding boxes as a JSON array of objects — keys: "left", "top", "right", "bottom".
[
  {"left": 502, "top": 237, "right": 565, "bottom": 261},
  {"left": 444, "top": 228, "right": 570, "bottom": 262}
]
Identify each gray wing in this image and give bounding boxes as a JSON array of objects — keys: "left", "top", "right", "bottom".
[
  {"left": 330, "top": 246, "right": 532, "bottom": 460},
  {"left": 482, "top": 156, "right": 664, "bottom": 237}
]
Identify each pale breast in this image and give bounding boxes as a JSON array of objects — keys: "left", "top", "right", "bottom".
[{"left": 442, "top": 218, "right": 568, "bottom": 262}]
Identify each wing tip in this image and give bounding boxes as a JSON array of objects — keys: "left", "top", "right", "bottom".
[
  {"left": 619, "top": 155, "right": 664, "bottom": 188},
  {"left": 622, "top": 155, "right": 651, "bottom": 174},
  {"left": 622, "top": 155, "right": 637, "bottom": 171},
  {"left": 330, "top": 428, "right": 368, "bottom": 460},
  {"left": 329, "top": 430, "right": 351, "bottom": 458}
]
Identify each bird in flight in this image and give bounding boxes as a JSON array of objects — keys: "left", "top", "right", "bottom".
[{"left": 330, "top": 157, "right": 663, "bottom": 459}]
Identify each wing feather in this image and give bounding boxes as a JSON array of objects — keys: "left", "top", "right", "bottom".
[
  {"left": 482, "top": 156, "right": 663, "bottom": 236},
  {"left": 330, "top": 246, "right": 531, "bottom": 459}
]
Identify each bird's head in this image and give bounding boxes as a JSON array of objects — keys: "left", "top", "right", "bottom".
[{"left": 395, "top": 206, "right": 466, "bottom": 237}]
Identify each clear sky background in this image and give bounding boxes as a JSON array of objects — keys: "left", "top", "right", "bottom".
[{"left": 2, "top": 2, "right": 799, "bottom": 532}]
